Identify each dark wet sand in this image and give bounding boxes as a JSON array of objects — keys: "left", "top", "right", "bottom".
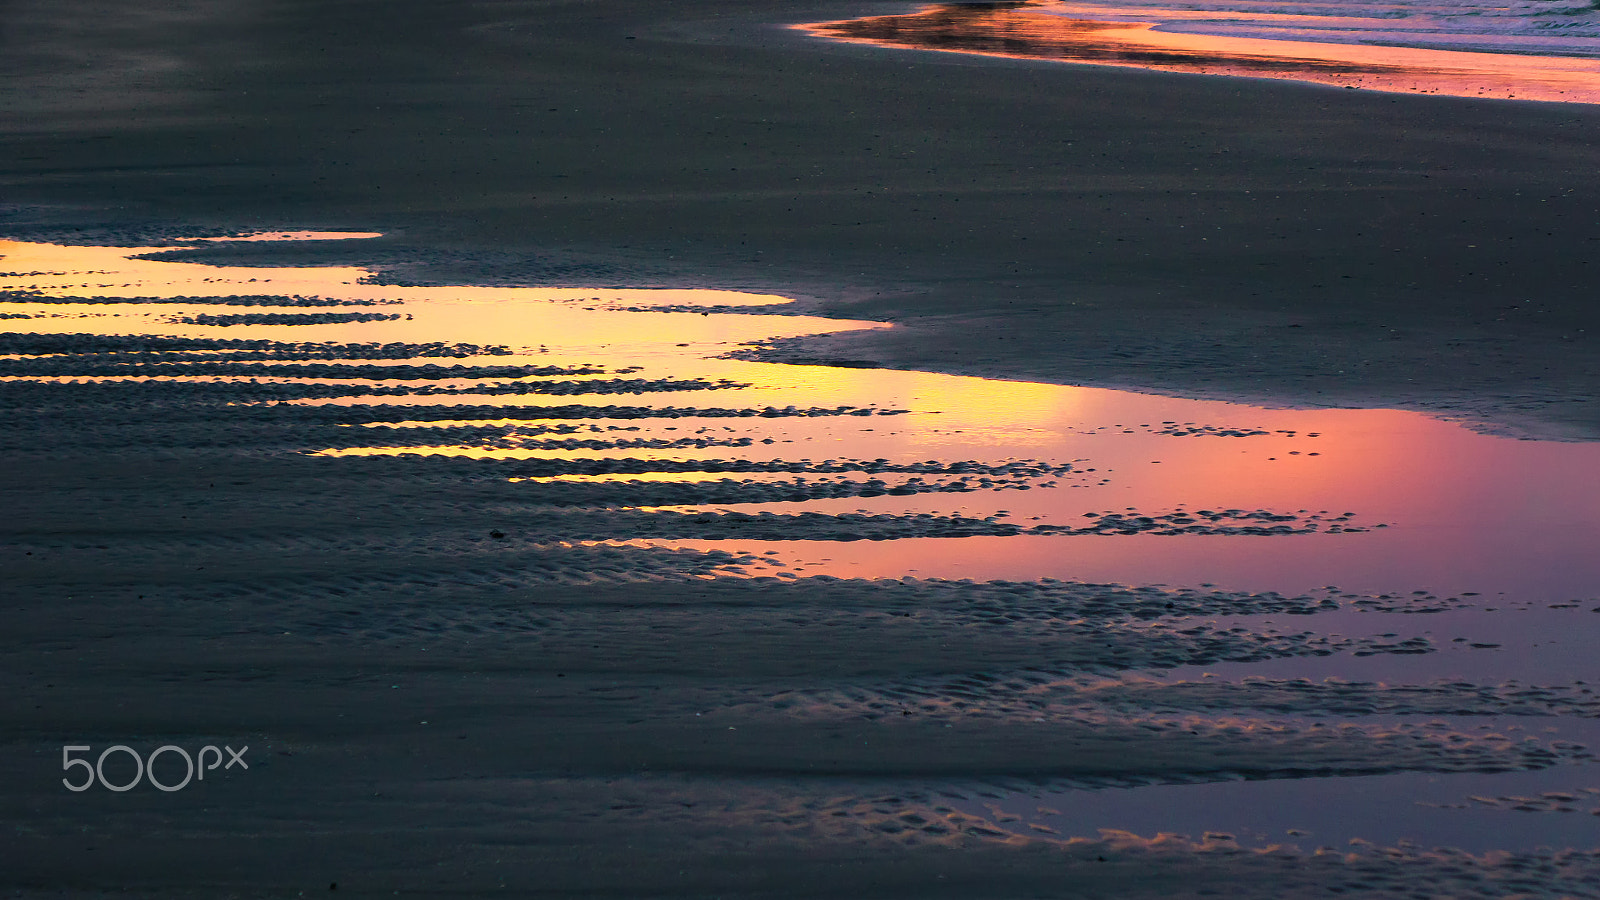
[
  {"left": 5, "top": 1, "right": 1600, "bottom": 897},
  {"left": 5, "top": 0, "right": 1600, "bottom": 435}
]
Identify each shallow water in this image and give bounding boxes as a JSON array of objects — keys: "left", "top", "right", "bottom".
[
  {"left": 799, "top": 0, "right": 1600, "bottom": 103},
  {"left": 1043, "top": 0, "right": 1600, "bottom": 57},
  {"left": 4, "top": 231, "right": 1598, "bottom": 856},
  {"left": 8, "top": 234, "right": 1600, "bottom": 602}
]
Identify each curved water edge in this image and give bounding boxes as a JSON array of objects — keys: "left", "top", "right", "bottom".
[
  {"left": 4, "top": 230, "right": 1599, "bottom": 872},
  {"left": 797, "top": 0, "right": 1600, "bottom": 102}
]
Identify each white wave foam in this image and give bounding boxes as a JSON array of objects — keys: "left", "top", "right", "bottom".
[{"left": 1042, "top": 0, "right": 1600, "bottom": 56}]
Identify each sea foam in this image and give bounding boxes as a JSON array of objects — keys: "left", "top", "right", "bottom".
[{"left": 1039, "top": 0, "right": 1600, "bottom": 57}]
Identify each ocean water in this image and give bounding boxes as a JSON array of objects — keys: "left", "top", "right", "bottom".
[
  {"left": 804, "top": 0, "right": 1600, "bottom": 101},
  {"left": 1038, "top": 0, "right": 1600, "bottom": 56}
]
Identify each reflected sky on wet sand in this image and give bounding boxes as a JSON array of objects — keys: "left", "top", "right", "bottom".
[
  {"left": 5, "top": 233, "right": 1600, "bottom": 600},
  {"left": 6, "top": 232, "right": 1600, "bottom": 854}
]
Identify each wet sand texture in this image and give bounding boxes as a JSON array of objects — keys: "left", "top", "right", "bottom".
[
  {"left": 4, "top": 241, "right": 1600, "bottom": 896},
  {"left": 4, "top": 0, "right": 1600, "bottom": 436},
  {"left": 5, "top": 0, "right": 1600, "bottom": 896}
]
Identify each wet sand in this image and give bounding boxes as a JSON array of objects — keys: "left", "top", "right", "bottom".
[
  {"left": 4, "top": 0, "right": 1600, "bottom": 896},
  {"left": 5, "top": 0, "right": 1600, "bottom": 436},
  {"left": 4, "top": 236, "right": 1600, "bottom": 897}
]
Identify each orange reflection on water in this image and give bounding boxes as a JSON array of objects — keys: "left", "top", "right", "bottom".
[
  {"left": 6, "top": 232, "right": 1600, "bottom": 603},
  {"left": 799, "top": 1, "right": 1600, "bottom": 103},
  {"left": 693, "top": 403, "right": 1600, "bottom": 597}
]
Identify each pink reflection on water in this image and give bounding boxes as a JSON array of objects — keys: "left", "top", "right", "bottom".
[
  {"left": 11, "top": 233, "right": 1600, "bottom": 860},
  {"left": 5, "top": 233, "right": 1600, "bottom": 607},
  {"left": 614, "top": 400, "right": 1600, "bottom": 601},
  {"left": 799, "top": 1, "right": 1600, "bottom": 103}
]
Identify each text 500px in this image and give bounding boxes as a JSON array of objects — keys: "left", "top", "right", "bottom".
[{"left": 62, "top": 744, "right": 248, "bottom": 792}]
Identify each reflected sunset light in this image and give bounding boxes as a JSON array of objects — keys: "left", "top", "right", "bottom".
[
  {"left": 4, "top": 232, "right": 1599, "bottom": 602},
  {"left": 800, "top": 1, "right": 1600, "bottom": 103}
]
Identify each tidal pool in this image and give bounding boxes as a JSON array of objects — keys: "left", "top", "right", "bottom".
[
  {"left": 4, "top": 230, "right": 1597, "bottom": 857},
  {"left": 6, "top": 233, "right": 1594, "bottom": 600}
]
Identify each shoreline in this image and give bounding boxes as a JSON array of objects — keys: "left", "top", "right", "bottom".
[{"left": 796, "top": 1, "right": 1600, "bottom": 104}]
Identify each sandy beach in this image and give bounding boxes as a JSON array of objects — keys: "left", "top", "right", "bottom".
[
  {"left": 5, "top": 1, "right": 1600, "bottom": 897},
  {"left": 6, "top": 0, "right": 1600, "bottom": 433}
]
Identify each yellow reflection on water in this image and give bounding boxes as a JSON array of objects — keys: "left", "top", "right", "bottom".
[
  {"left": 800, "top": 1, "right": 1600, "bottom": 103},
  {"left": 6, "top": 232, "right": 1600, "bottom": 598},
  {"left": 0, "top": 237, "right": 876, "bottom": 357}
]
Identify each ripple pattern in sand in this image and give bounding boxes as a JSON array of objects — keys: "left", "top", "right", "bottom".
[{"left": 6, "top": 232, "right": 1600, "bottom": 889}]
